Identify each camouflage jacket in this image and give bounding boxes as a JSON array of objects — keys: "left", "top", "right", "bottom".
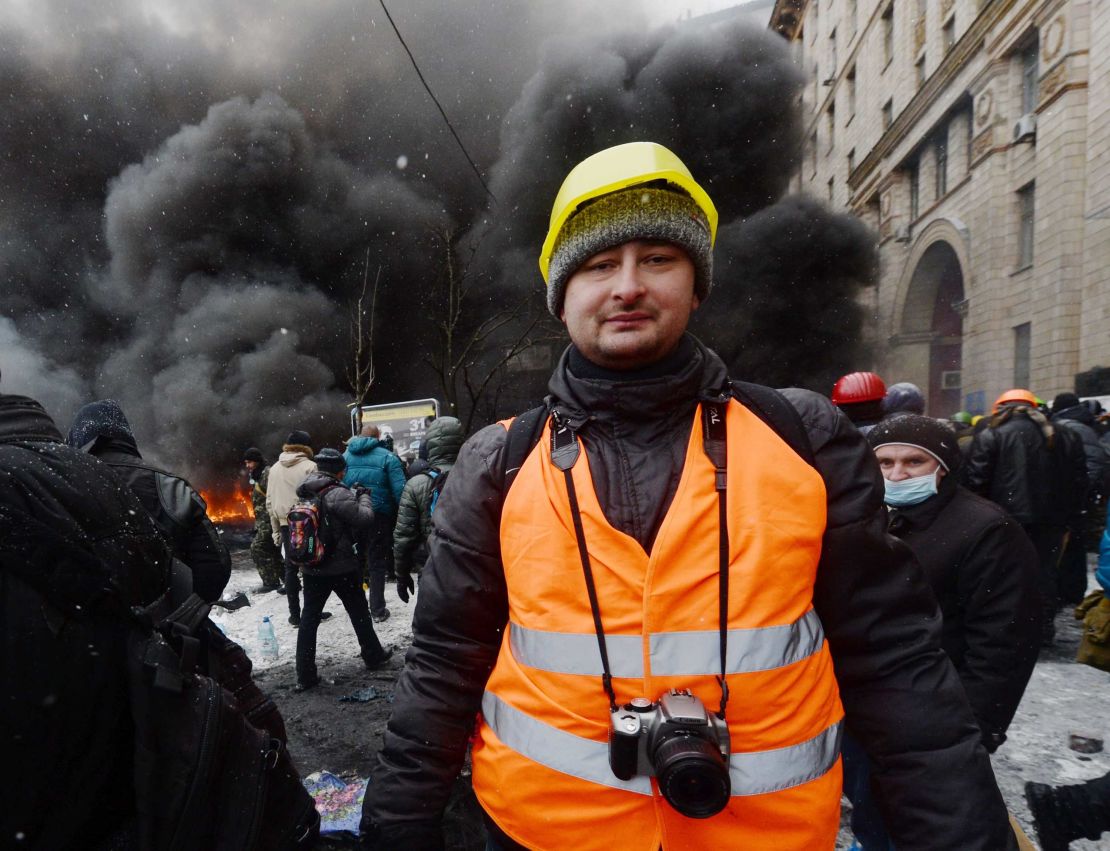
[{"left": 251, "top": 466, "right": 273, "bottom": 536}]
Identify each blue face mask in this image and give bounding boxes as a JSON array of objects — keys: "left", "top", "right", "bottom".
[{"left": 884, "top": 469, "right": 940, "bottom": 507}]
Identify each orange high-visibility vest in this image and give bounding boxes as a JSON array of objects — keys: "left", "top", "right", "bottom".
[{"left": 472, "top": 400, "right": 844, "bottom": 850}]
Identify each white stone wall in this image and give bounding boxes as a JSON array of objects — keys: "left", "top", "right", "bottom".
[{"left": 791, "top": 0, "right": 1106, "bottom": 409}]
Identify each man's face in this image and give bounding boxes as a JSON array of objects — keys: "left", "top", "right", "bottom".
[
  {"left": 874, "top": 445, "right": 945, "bottom": 482},
  {"left": 560, "top": 240, "right": 699, "bottom": 370},
  {"left": 244, "top": 460, "right": 259, "bottom": 474}
]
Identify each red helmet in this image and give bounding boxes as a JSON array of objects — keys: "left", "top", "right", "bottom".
[
  {"left": 992, "top": 388, "right": 1037, "bottom": 412},
  {"left": 831, "top": 372, "right": 887, "bottom": 406}
]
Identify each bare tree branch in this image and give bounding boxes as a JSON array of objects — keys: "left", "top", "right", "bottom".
[{"left": 347, "top": 248, "right": 381, "bottom": 425}]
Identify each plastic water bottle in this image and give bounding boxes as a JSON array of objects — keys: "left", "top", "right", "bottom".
[{"left": 258, "top": 616, "right": 279, "bottom": 660}]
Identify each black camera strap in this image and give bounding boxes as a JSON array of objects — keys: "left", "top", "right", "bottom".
[
  {"left": 551, "top": 411, "right": 619, "bottom": 712},
  {"left": 552, "top": 402, "right": 731, "bottom": 719},
  {"left": 701, "top": 400, "right": 731, "bottom": 720}
]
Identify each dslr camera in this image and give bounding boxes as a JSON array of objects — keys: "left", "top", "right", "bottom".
[{"left": 608, "top": 689, "right": 731, "bottom": 818}]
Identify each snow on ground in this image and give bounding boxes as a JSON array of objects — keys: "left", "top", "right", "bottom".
[
  {"left": 209, "top": 560, "right": 415, "bottom": 679},
  {"left": 217, "top": 553, "right": 1110, "bottom": 849}
]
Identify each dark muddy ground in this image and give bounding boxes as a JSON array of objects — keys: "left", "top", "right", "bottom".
[{"left": 226, "top": 548, "right": 486, "bottom": 850}]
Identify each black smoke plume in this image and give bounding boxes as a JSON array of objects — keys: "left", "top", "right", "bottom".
[{"left": 1, "top": 2, "right": 875, "bottom": 488}]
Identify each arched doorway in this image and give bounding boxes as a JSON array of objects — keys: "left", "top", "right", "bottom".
[{"left": 901, "top": 241, "right": 965, "bottom": 416}]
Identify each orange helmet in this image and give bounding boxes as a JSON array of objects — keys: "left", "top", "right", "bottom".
[
  {"left": 992, "top": 388, "right": 1037, "bottom": 412},
  {"left": 831, "top": 372, "right": 887, "bottom": 406}
]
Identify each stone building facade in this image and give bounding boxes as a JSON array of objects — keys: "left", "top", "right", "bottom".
[{"left": 770, "top": 0, "right": 1109, "bottom": 414}]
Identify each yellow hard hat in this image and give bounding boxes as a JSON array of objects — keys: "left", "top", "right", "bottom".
[{"left": 538, "top": 142, "right": 719, "bottom": 283}]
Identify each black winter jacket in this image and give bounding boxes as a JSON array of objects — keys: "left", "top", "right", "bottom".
[
  {"left": 0, "top": 394, "right": 173, "bottom": 847},
  {"left": 1053, "top": 404, "right": 1110, "bottom": 495},
  {"left": 296, "top": 472, "right": 374, "bottom": 577},
  {"left": 362, "top": 337, "right": 1016, "bottom": 851},
  {"left": 886, "top": 478, "right": 1041, "bottom": 749},
  {"left": 964, "top": 406, "right": 1087, "bottom": 527},
  {"left": 91, "top": 438, "right": 231, "bottom": 602}
]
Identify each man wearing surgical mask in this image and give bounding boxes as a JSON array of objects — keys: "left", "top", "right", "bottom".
[{"left": 842, "top": 415, "right": 1042, "bottom": 850}]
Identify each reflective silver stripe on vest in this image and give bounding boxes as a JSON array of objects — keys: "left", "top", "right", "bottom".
[
  {"left": 481, "top": 690, "right": 653, "bottom": 795},
  {"left": 481, "top": 691, "right": 842, "bottom": 796},
  {"left": 508, "top": 609, "right": 825, "bottom": 678}
]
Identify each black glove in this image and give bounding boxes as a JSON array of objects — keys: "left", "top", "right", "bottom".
[{"left": 396, "top": 567, "right": 415, "bottom": 603}]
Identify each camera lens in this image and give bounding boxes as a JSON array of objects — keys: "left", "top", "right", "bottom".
[{"left": 653, "top": 733, "right": 731, "bottom": 819}]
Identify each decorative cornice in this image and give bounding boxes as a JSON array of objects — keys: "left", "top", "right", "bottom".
[{"left": 848, "top": 0, "right": 1022, "bottom": 191}]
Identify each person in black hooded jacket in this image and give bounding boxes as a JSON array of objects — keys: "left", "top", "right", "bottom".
[
  {"left": 1, "top": 389, "right": 173, "bottom": 847},
  {"left": 67, "top": 398, "right": 231, "bottom": 602},
  {"left": 1052, "top": 392, "right": 1110, "bottom": 605},
  {"left": 292, "top": 448, "right": 391, "bottom": 691},
  {"left": 838, "top": 416, "right": 1042, "bottom": 849},
  {"left": 870, "top": 417, "right": 1041, "bottom": 748}
]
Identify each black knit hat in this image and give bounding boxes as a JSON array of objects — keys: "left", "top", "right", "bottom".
[
  {"left": 286, "top": 430, "right": 311, "bottom": 447},
  {"left": 546, "top": 186, "right": 713, "bottom": 317},
  {"left": 867, "top": 414, "right": 962, "bottom": 472},
  {"left": 313, "top": 447, "right": 346, "bottom": 474},
  {"left": 242, "top": 447, "right": 264, "bottom": 463},
  {"left": 1052, "top": 392, "right": 1080, "bottom": 413}
]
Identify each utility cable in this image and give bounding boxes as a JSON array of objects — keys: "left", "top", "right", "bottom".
[{"left": 377, "top": 0, "right": 496, "bottom": 202}]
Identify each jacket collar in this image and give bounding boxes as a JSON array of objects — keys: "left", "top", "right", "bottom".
[
  {"left": 887, "top": 474, "right": 959, "bottom": 535},
  {"left": 546, "top": 333, "right": 730, "bottom": 429},
  {"left": 0, "top": 394, "right": 64, "bottom": 443}
]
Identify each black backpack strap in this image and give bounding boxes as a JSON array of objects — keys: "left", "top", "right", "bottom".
[
  {"left": 502, "top": 404, "right": 550, "bottom": 495},
  {"left": 729, "top": 380, "right": 816, "bottom": 469}
]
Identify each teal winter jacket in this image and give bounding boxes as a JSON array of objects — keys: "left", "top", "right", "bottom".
[{"left": 343, "top": 436, "right": 406, "bottom": 517}]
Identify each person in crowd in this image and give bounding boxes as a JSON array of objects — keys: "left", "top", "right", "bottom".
[
  {"left": 406, "top": 437, "right": 432, "bottom": 480},
  {"left": 292, "top": 448, "right": 391, "bottom": 691},
  {"left": 361, "top": 141, "right": 1016, "bottom": 850},
  {"left": 267, "top": 429, "right": 318, "bottom": 625},
  {"left": 392, "top": 416, "right": 465, "bottom": 604},
  {"left": 3, "top": 388, "right": 174, "bottom": 847},
  {"left": 1052, "top": 391, "right": 1110, "bottom": 604},
  {"left": 244, "top": 446, "right": 284, "bottom": 592},
  {"left": 964, "top": 389, "right": 1088, "bottom": 643},
  {"left": 1025, "top": 499, "right": 1110, "bottom": 851},
  {"left": 881, "top": 381, "right": 926, "bottom": 420},
  {"left": 831, "top": 370, "right": 887, "bottom": 433},
  {"left": 343, "top": 423, "right": 406, "bottom": 622},
  {"left": 67, "top": 399, "right": 230, "bottom": 602},
  {"left": 840, "top": 415, "right": 1041, "bottom": 849}
]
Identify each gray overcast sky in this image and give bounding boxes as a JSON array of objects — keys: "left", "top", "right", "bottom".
[{"left": 645, "top": 0, "right": 773, "bottom": 27}]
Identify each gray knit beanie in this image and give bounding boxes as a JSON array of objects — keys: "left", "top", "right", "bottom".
[{"left": 546, "top": 186, "right": 713, "bottom": 317}]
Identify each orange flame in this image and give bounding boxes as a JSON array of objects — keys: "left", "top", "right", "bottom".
[{"left": 200, "top": 487, "right": 254, "bottom": 524}]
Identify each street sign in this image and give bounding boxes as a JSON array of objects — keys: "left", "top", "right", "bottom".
[{"left": 348, "top": 398, "right": 439, "bottom": 460}]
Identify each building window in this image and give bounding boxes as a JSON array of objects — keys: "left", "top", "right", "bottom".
[
  {"left": 1017, "top": 182, "right": 1035, "bottom": 267},
  {"left": 910, "top": 160, "right": 920, "bottom": 220},
  {"left": 935, "top": 129, "right": 948, "bottom": 198},
  {"left": 826, "top": 101, "right": 836, "bottom": 150},
  {"left": 915, "top": 55, "right": 926, "bottom": 88},
  {"left": 1013, "top": 323, "right": 1032, "bottom": 389},
  {"left": 942, "top": 15, "right": 956, "bottom": 52},
  {"left": 828, "top": 176, "right": 835, "bottom": 202},
  {"left": 882, "top": 98, "right": 894, "bottom": 130},
  {"left": 810, "top": 130, "right": 818, "bottom": 176},
  {"left": 882, "top": 3, "right": 895, "bottom": 67},
  {"left": 848, "top": 0, "right": 858, "bottom": 37},
  {"left": 846, "top": 66, "right": 857, "bottom": 118},
  {"left": 848, "top": 148, "right": 856, "bottom": 174},
  {"left": 828, "top": 27, "right": 838, "bottom": 80},
  {"left": 1021, "top": 36, "right": 1039, "bottom": 114}
]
